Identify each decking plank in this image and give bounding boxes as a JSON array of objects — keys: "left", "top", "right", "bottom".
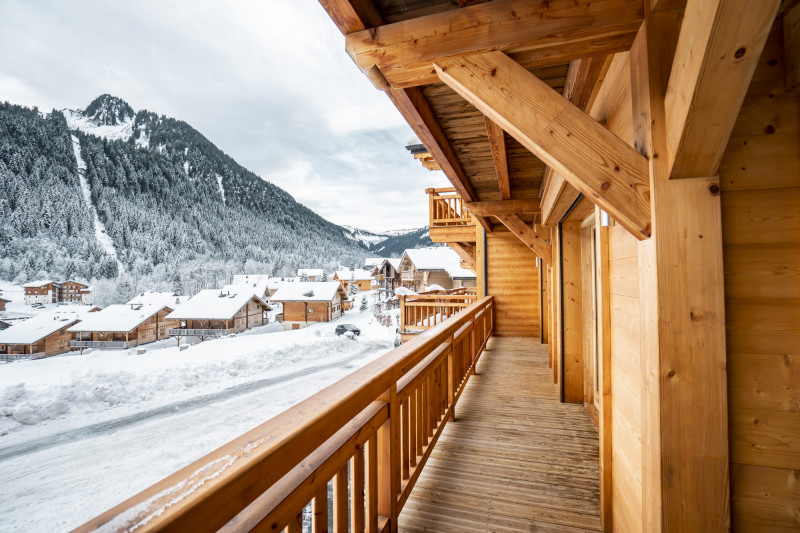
[{"left": 399, "top": 336, "right": 601, "bottom": 532}]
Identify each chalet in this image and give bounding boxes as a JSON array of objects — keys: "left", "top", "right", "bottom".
[
  {"left": 0, "top": 307, "right": 99, "bottom": 360},
  {"left": 0, "top": 297, "right": 9, "bottom": 312},
  {"left": 127, "top": 291, "right": 185, "bottom": 309},
  {"left": 297, "top": 268, "right": 324, "bottom": 281},
  {"left": 77, "top": 2, "right": 799, "bottom": 533},
  {"left": 376, "top": 257, "right": 401, "bottom": 291},
  {"left": 69, "top": 303, "right": 179, "bottom": 351},
  {"left": 222, "top": 279, "right": 270, "bottom": 302},
  {"left": 23, "top": 280, "right": 60, "bottom": 305},
  {"left": 59, "top": 280, "right": 90, "bottom": 303},
  {"left": 398, "top": 247, "right": 476, "bottom": 291},
  {"left": 363, "top": 258, "right": 386, "bottom": 270},
  {"left": 269, "top": 282, "right": 348, "bottom": 330},
  {"left": 166, "top": 289, "right": 271, "bottom": 341},
  {"left": 333, "top": 269, "right": 373, "bottom": 292}
]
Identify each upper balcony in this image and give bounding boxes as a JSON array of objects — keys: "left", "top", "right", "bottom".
[
  {"left": 74, "top": 299, "right": 601, "bottom": 533},
  {"left": 425, "top": 188, "right": 476, "bottom": 244}
]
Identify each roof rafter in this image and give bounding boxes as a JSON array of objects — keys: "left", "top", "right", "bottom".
[
  {"left": 484, "top": 116, "right": 511, "bottom": 200},
  {"left": 318, "top": 0, "right": 383, "bottom": 33}
]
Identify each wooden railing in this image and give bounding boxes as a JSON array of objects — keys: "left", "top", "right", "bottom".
[
  {"left": 0, "top": 352, "right": 45, "bottom": 362},
  {"left": 168, "top": 328, "right": 232, "bottom": 337},
  {"left": 400, "top": 288, "right": 479, "bottom": 334},
  {"left": 71, "top": 340, "right": 134, "bottom": 349},
  {"left": 426, "top": 187, "right": 471, "bottom": 227},
  {"left": 76, "top": 296, "right": 494, "bottom": 533}
]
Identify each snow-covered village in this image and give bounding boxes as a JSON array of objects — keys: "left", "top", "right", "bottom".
[{"left": 2, "top": 1, "right": 798, "bottom": 533}]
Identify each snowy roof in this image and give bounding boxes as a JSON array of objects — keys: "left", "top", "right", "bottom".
[
  {"left": 127, "top": 292, "right": 185, "bottom": 309},
  {"left": 364, "top": 258, "right": 387, "bottom": 268},
  {"left": 231, "top": 274, "right": 270, "bottom": 286},
  {"left": 0, "top": 308, "right": 98, "bottom": 344},
  {"left": 334, "top": 269, "right": 373, "bottom": 281},
  {"left": 403, "top": 247, "right": 476, "bottom": 279},
  {"left": 23, "top": 280, "right": 55, "bottom": 288},
  {"left": 68, "top": 304, "right": 170, "bottom": 333},
  {"left": 270, "top": 282, "right": 346, "bottom": 302},
  {"left": 425, "top": 284, "right": 447, "bottom": 292},
  {"left": 380, "top": 258, "right": 402, "bottom": 271},
  {"left": 222, "top": 279, "right": 269, "bottom": 299},
  {"left": 297, "top": 269, "right": 324, "bottom": 277},
  {"left": 62, "top": 280, "right": 89, "bottom": 287},
  {"left": 166, "top": 289, "right": 270, "bottom": 321},
  {"left": 0, "top": 297, "right": 10, "bottom": 303}
]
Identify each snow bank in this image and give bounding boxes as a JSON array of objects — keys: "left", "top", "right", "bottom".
[{"left": 0, "top": 318, "right": 385, "bottom": 438}]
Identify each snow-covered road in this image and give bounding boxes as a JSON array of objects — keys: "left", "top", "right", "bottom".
[{"left": 0, "top": 302, "right": 397, "bottom": 532}]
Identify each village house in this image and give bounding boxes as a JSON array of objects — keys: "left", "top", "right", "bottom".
[
  {"left": 69, "top": 303, "right": 180, "bottom": 351},
  {"left": 0, "top": 296, "right": 9, "bottom": 312},
  {"left": 297, "top": 268, "right": 324, "bottom": 281},
  {"left": 376, "top": 258, "right": 402, "bottom": 291},
  {"left": 59, "top": 280, "right": 91, "bottom": 303},
  {"left": 23, "top": 280, "right": 60, "bottom": 305},
  {"left": 333, "top": 269, "right": 373, "bottom": 292},
  {"left": 222, "top": 279, "right": 270, "bottom": 302},
  {"left": 0, "top": 307, "right": 99, "bottom": 360},
  {"left": 127, "top": 291, "right": 185, "bottom": 309},
  {"left": 269, "top": 281, "right": 348, "bottom": 330},
  {"left": 398, "top": 247, "right": 476, "bottom": 291},
  {"left": 166, "top": 289, "right": 271, "bottom": 342}
]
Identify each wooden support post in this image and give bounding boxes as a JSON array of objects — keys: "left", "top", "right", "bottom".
[
  {"left": 313, "top": 484, "right": 328, "bottom": 533},
  {"left": 561, "top": 220, "right": 584, "bottom": 404},
  {"left": 594, "top": 207, "right": 613, "bottom": 531},
  {"left": 377, "top": 386, "right": 399, "bottom": 532},
  {"left": 631, "top": 7, "right": 730, "bottom": 530},
  {"left": 484, "top": 116, "right": 511, "bottom": 199},
  {"left": 333, "top": 464, "right": 348, "bottom": 533}
]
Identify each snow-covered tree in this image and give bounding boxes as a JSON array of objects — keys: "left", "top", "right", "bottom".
[
  {"left": 300, "top": 272, "right": 309, "bottom": 282},
  {"left": 360, "top": 295, "right": 368, "bottom": 312},
  {"left": 320, "top": 272, "right": 328, "bottom": 282},
  {"left": 115, "top": 276, "right": 133, "bottom": 303},
  {"left": 172, "top": 271, "right": 183, "bottom": 294},
  {"left": 348, "top": 281, "right": 358, "bottom": 299}
]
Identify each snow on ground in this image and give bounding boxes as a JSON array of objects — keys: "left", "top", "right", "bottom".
[
  {"left": 70, "top": 134, "right": 124, "bottom": 274},
  {"left": 64, "top": 109, "right": 135, "bottom": 143},
  {"left": 216, "top": 173, "right": 226, "bottom": 203},
  {"left": 0, "top": 295, "right": 398, "bottom": 532},
  {"left": 0, "top": 282, "right": 69, "bottom": 321}
]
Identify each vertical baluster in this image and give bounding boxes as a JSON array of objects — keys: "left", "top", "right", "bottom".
[
  {"left": 378, "top": 386, "right": 399, "bottom": 532},
  {"left": 447, "top": 341, "right": 455, "bottom": 422},
  {"left": 409, "top": 388, "right": 417, "bottom": 468},
  {"left": 313, "top": 483, "right": 329, "bottom": 533},
  {"left": 427, "top": 372, "right": 435, "bottom": 437},
  {"left": 416, "top": 385, "right": 424, "bottom": 456},
  {"left": 401, "top": 394, "right": 410, "bottom": 480},
  {"left": 366, "top": 435, "right": 378, "bottom": 533},
  {"left": 421, "top": 378, "right": 428, "bottom": 444},
  {"left": 334, "top": 464, "right": 348, "bottom": 533},
  {"left": 351, "top": 447, "right": 365, "bottom": 533}
]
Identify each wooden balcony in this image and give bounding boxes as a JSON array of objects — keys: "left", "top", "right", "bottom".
[
  {"left": 399, "top": 288, "right": 479, "bottom": 341},
  {"left": 399, "top": 337, "right": 601, "bottom": 532},
  {"left": 426, "top": 187, "right": 475, "bottom": 244},
  {"left": 168, "top": 328, "right": 232, "bottom": 337}
]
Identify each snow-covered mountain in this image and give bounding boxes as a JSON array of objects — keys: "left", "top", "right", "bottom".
[
  {"left": 342, "top": 226, "right": 433, "bottom": 257},
  {"left": 0, "top": 95, "right": 433, "bottom": 291}
]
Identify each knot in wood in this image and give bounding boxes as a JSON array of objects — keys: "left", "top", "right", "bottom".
[
  {"left": 734, "top": 47, "right": 746, "bottom": 59},
  {"left": 600, "top": 181, "right": 611, "bottom": 191},
  {"left": 709, "top": 184, "right": 720, "bottom": 195}
]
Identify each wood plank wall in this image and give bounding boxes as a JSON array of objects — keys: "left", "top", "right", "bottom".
[
  {"left": 486, "top": 229, "right": 540, "bottom": 336},
  {"left": 608, "top": 224, "right": 644, "bottom": 532},
  {"left": 721, "top": 23, "right": 800, "bottom": 532}
]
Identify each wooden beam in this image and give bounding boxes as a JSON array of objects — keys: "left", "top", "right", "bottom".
[
  {"left": 448, "top": 243, "right": 476, "bottom": 270},
  {"left": 345, "top": 0, "right": 643, "bottom": 88},
  {"left": 318, "top": 0, "right": 383, "bottom": 34},
  {"left": 465, "top": 199, "right": 540, "bottom": 217},
  {"left": 495, "top": 214, "right": 552, "bottom": 264},
  {"left": 540, "top": 172, "right": 581, "bottom": 225},
  {"left": 386, "top": 87, "right": 477, "bottom": 203},
  {"left": 665, "top": 0, "right": 780, "bottom": 178},
  {"left": 560, "top": 220, "right": 583, "bottom": 404},
  {"left": 784, "top": 1, "right": 800, "bottom": 91},
  {"left": 484, "top": 116, "right": 510, "bottom": 200},
  {"left": 435, "top": 51, "right": 651, "bottom": 239},
  {"left": 564, "top": 55, "right": 614, "bottom": 111}
]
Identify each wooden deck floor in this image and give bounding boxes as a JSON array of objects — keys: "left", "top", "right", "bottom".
[{"left": 399, "top": 337, "right": 602, "bottom": 533}]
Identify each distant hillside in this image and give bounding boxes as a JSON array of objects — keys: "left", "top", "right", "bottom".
[{"left": 0, "top": 96, "right": 435, "bottom": 296}]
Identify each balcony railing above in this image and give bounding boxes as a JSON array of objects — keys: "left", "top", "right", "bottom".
[
  {"left": 71, "top": 340, "right": 133, "bottom": 349},
  {"left": 76, "top": 296, "right": 494, "bottom": 533},
  {"left": 426, "top": 187, "right": 471, "bottom": 227},
  {"left": 168, "top": 328, "right": 232, "bottom": 337},
  {"left": 400, "top": 288, "right": 479, "bottom": 335}
]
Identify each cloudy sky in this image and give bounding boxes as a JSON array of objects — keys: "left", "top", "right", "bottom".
[{"left": 0, "top": 0, "right": 450, "bottom": 231}]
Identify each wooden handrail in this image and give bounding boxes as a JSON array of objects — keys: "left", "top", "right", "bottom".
[
  {"left": 76, "top": 296, "right": 494, "bottom": 533},
  {"left": 427, "top": 189, "right": 472, "bottom": 228}
]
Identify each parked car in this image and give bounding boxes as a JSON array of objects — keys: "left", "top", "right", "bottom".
[
  {"left": 335, "top": 324, "right": 361, "bottom": 336},
  {"left": 31, "top": 303, "right": 45, "bottom": 309}
]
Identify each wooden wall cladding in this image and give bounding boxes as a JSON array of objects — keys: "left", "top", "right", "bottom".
[
  {"left": 722, "top": 22, "right": 800, "bottom": 532},
  {"left": 607, "top": 224, "right": 643, "bottom": 533},
  {"left": 486, "top": 229, "right": 540, "bottom": 337}
]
